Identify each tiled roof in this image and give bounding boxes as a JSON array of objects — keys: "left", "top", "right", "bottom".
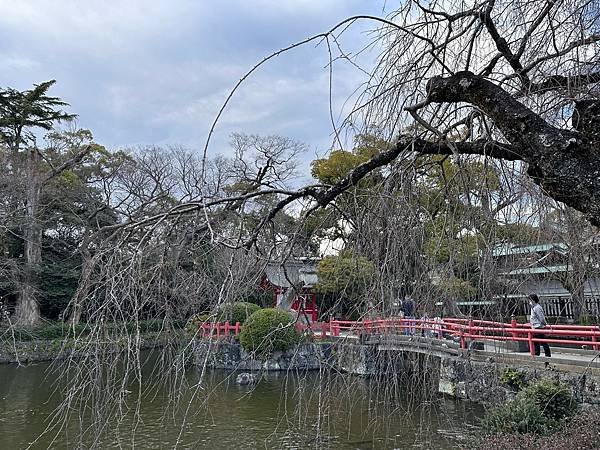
[{"left": 492, "top": 242, "right": 568, "bottom": 257}]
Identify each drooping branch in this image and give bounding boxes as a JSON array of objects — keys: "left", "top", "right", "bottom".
[
  {"left": 310, "top": 136, "right": 520, "bottom": 207},
  {"left": 528, "top": 72, "right": 600, "bottom": 95},
  {"left": 397, "top": 136, "right": 522, "bottom": 161},
  {"left": 521, "top": 33, "right": 600, "bottom": 75}
]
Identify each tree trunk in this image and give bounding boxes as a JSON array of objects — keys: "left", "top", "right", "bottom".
[
  {"left": 15, "top": 148, "right": 42, "bottom": 326},
  {"left": 422, "top": 72, "right": 600, "bottom": 227},
  {"left": 67, "top": 250, "right": 95, "bottom": 326},
  {"left": 571, "top": 283, "right": 586, "bottom": 324},
  {"left": 442, "top": 298, "right": 463, "bottom": 317}
]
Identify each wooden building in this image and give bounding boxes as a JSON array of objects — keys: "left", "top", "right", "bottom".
[{"left": 492, "top": 242, "right": 600, "bottom": 320}]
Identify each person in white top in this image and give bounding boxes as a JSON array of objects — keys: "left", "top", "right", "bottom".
[{"left": 529, "top": 294, "right": 551, "bottom": 357}]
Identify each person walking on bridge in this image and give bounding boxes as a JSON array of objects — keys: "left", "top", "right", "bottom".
[
  {"left": 529, "top": 294, "right": 551, "bottom": 357},
  {"left": 402, "top": 296, "right": 416, "bottom": 336}
]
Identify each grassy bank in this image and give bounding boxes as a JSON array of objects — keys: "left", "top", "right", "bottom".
[{"left": 0, "top": 320, "right": 188, "bottom": 364}]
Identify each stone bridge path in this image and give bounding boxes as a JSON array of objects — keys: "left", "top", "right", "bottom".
[{"left": 334, "top": 332, "right": 600, "bottom": 374}]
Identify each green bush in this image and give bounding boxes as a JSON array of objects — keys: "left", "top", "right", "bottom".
[
  {"left": 185, "top": 302, "right": 260, "bottom": 335},
  {"left": 242, "top": 288, "right": 275, "bottom": 308},
  {"left": 38, "top": 323, "right": 90, "bottom": 339},
  {"left": 219, "top": 302, "right": 261, "bottom": 325},
  {"left": 239, "top": 308, "right": 299, "bottom": 354},
  {"left": 521, "top": 379, "right": 577, "bottom": 422},
  {"left": 475, "top": 407, "right": 600, "bottom": 450},
  {"left": 481, "top": 397, "right": 548, "bottom": 434},
  {"left": 500, "top": 368, "right": 526, "bottom": 390},
  {"left": 578, "top": 315, "right": 595, "bottom": 326},
  {"left": 482, "top": 379, "right": 577, "bottom": 435},
  {"left": 104, "top": 319, "right": 186, "bottom": 335},
  {"left": 1, "top": 319, "right": 186, "bottom": 342},
  {"left": 1, "top": 322, "right": 91, "bottom": 341}
]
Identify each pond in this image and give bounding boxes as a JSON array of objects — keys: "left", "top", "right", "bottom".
[{"left": 0, "top": 354, "right": 482, "bottom": 449}]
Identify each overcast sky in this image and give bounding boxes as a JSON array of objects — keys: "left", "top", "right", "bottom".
[{"left": 0, "top": 1, "right": 388, "bottom": 171}]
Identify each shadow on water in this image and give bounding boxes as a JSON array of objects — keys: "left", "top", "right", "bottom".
[{"left": 0, "top": 351, "right": 482, "bottom": 449}]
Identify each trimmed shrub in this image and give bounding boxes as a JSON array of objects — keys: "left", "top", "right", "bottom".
[
  {"left": 219, "top": 302, "right": 261, "bottom": 325},
  {"left": 239, "top": 308, "right": 299, "bottom": 354}
]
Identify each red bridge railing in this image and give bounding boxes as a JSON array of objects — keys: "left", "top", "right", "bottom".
[
  {"left": 199, "top": 321, "right": 242, "bottom": 338},
  {"left": 198, "top": 317, "right": 600, "bottom": 356}
]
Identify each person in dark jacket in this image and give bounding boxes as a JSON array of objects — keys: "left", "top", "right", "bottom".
[
  {"left": 529, "top": 294, "right": 551, "bottom": 357},
  {"left": 402, "top": 296, "right": 416, "bottom": 336}
]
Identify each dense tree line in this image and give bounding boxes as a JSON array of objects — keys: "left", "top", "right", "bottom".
[
  {"left": 3, "top": 0, "right": 600, "bottom": 329},
  {"left": 0, "top": 82, "right": 313, "bottom": 326}
]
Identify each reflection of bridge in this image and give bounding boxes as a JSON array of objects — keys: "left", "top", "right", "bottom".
[{"left": 200, "top": 317, "right": 600, "bottom": 372}]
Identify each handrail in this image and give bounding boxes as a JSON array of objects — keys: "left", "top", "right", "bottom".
[
  {"left": 444, "top": 316, "right": 600, "bottom": 329},
  {"left": 197, "top": 316, "right": 600, "bottom": 355}
]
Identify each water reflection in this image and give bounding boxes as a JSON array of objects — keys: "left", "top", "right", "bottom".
[{"left": 0, "top": 357, "right": 481, "bottom": 449}]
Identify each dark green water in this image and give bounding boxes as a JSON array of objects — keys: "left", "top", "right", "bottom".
[{"left": 0, "top": 356, "right": 482, "bottom": 449}]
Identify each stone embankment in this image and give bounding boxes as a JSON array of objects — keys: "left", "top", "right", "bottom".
[
  {"left": 0, "top": 334, "right": 168, "bottom": 364},
  {"left": 438, "top": 354, "right": 600, "bottom": 405},
  {"left": 194, "top": 338, "right": 600, "bottom": 406},
  {"left": 0, "top": 339, "right": 72, "bottom": 364}
]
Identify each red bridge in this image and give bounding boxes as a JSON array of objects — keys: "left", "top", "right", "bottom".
[{"left": 199, "top": 316, "right": 600, "bottom": 360}]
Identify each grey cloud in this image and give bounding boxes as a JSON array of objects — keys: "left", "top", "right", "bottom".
[{"left": 0, "top": 0, "right": 386, "bottom": 163}]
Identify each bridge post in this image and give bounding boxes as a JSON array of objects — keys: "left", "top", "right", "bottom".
[
  {"left": 592, "top": 334, "right": 599, "bottom": 351},
  {"left": 511, "top": 316, "right": 517, "bottom": 340},
  {"left": 224, "top": 321, "right": 230, "bottom": 337},
  {"left": 528, "top": 329, "right": 535, "bottom": 356}
]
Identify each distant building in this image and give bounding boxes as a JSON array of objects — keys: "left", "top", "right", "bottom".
[
  {"left": 261, "top": 258, "right": 319, "bottom": 321},
  {"left": 492, "top": 241, "right": 600, "bottom": 320}
]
